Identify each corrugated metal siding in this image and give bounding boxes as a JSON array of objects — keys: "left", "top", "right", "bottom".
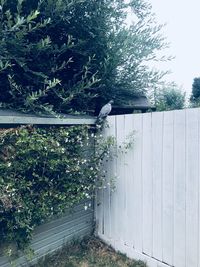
[{"left": 0, "top": 200, "right": 94, "bottom": 267}]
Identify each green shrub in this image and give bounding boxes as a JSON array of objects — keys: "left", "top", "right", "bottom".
[
  {"left": 0, "top": 125, "right": 114, "bottom": 248},
  {"left": 0, "top": 0, "right": 168, "bottom": 114}
]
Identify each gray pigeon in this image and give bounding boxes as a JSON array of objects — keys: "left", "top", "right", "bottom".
[{"left": 97, "top": 100, "right": 114, "bottom": 121}]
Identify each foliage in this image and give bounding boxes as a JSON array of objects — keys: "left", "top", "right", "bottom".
[
  {"left": 0, "top": 125, "right": 115, "bottom": 248},
  {"left": 153, "top": 82, "right": 186, "bottom": 111},
  {"left": 190, "top": 77, "right": 200, "bottom": 106},
  {"left": 0, "top": 0, "right": 168, "bottom": 114}
]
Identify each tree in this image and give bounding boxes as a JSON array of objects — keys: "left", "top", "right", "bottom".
[
  {"left": 190, "top": 77, "right": 200, "bottom": 106},
  {"left": 154, "top": 82, "right": 186, "bottom": 111},
  {"left": 0, "top": 0, "right": 168, "bottom": 115}
]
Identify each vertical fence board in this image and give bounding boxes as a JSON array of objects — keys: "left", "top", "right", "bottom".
[
  {"left": 173, "top": 110, "right": 186, "bottom": 267},
  {"left": 185, "top": 109, "right": 199, "bottom": 267},
  {"left": 115, "top": 115, "right": 126, "bottom": 244},
  {"left": 102, "top": 117, "right": 115, "bottom": 239},
  {"left": 152, "top": 112, "right": 163, "bottom": 260},
  {"left": 142, "top": 113, "right": 153, "bottom": 256},
  {"left": 162, "top": 111, "right": 174, "bottom": 266},
  {"left": 132, "top": 114, "right": 143, "bottom": 251},
  {"left": 124, "top": 115, "right": 135, "bottom": 247},
  {"left": 198, "top": 109, "right": 200, "bottom": 267},
  {"left": 106, "top": 116, "right": 117, "bottom": 240},
  {"left": 96, "top": 177, "right": 104, "bottom": 236}
]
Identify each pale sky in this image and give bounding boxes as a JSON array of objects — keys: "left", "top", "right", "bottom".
[{"left": 150, "top": 0, "right": 200, "bottom": 95}]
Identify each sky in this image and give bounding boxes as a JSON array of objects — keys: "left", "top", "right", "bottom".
[{"left": 149, "top": 0, "right": 200, "bottom": 95}]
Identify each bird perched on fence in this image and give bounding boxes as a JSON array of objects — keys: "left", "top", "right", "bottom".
[{"left": 96, "top": 100, "right": 114, "bottom": 123}]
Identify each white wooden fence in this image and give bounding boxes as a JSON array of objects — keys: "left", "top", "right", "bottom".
[{"left": 96, "top": 108, "right": 200, "bottom": 267}]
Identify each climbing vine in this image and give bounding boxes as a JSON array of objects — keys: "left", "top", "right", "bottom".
[{"left": 0, "top": 125, "right": 115, "bottom": 249}]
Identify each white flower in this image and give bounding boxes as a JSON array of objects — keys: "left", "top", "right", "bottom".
[
  {"left": 7, "top": 162, "right": 11, "bottom": 167},
  {"left": 56, "top": 141, "right": 60, "bottom": 146},
  {"left": 65, "top": 138, "right": 68, "bottom": 142},
  {"left": 84, "top": 205, "right": 88, "bottom": 210}
]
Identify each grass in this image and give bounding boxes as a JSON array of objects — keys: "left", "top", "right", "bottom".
[{"left": 33, "top": 237, "right": 147, "bottom": 267}]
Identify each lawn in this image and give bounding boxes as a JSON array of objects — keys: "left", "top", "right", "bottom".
[{"left": 33, "top": 237, "right": 147, "bottom": 267}]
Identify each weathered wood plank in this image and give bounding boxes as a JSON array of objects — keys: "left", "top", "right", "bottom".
[
  {"left": 102, "top": 116, "right": 116, "bottom": 239},
  {"left": 107, "top": 116, "right": 118, "bottom": 241},
  {"left": 162, "top": 111, "right": 174, "bottom": 266},
  {"left": 115, "top": 115, "right": 126, "bottom": 242},
  {"left": 152, "top": 112, "right": 163, "bottom": 260},
  {"left": 198, "top": 108, "right": 200, "bottom": 267},
  {"left": 173, "top": 110, "right": 186, "bottom": 267},
  {"left": 185, "top": 109, "right": 199, "bottom": 267},
  {"left": 123, "top": 114, "right": 135, "bottom": 247},
  {"left": 142, "top": 112, "right": 153, "bottom": 256},
  {"left": 132, "top": 114, "right": 143, "bottom": 251}
]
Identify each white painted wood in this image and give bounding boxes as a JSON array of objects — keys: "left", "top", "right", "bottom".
[
  {"left": 152, "top": 112, "right": 163, "bottom": 260},
  {"left": 185, "top": 109, "right": 199, "bottom": 267},
  {"left": 96, "top": 108, "right": 200, "bottom": 267},
  {"left": 98, "top": 233, "right": 170, "bottom": 267},
  {"left": 108, "top": 116, "right": 118, "bottom": 240},
  {"left": 162, "top": 111, "right": 174, "bottom": 266},
  {"left": 123, "top": 114, "right": 135, "bottom": 247},
  {"left": 142, "top": 113, "right": 153, "bottom": 256},
  {"left": 102, "top": 116, "right": 116, "bottom": 239},
  {"left": 173, "top": 110, "right": 186, "bottom": 267},
  {"left": 96, "top": 177, "right": 104, "bottom": 236},
  {"left": 115, "top": 115, "right": 126, "bottom": 242},
  {"left": 132, "top": 114, "right": 143, "bottom": 251},
  {"left": 198, "top": 108, "right": 200, "bottom": 267}
]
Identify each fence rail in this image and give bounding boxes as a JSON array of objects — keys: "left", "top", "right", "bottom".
[
  {"left": 0, "top": 109, "right": 96, "bottom": 125},
  {"left": 96, "top": 108, "right": 200, "bottom": 267}
]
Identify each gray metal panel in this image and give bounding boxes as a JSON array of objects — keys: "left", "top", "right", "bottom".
[
  {"left": 0, "top": 108, "right": 96, "bottom": 125},
  {"left": 0, "top": 200, "right": 94, "bottom": 267},
  {"left": 0, "top": 115, "right": 96, "bottom": 125}
]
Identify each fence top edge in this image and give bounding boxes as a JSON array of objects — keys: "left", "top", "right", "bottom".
[{"left": 0, "top": 109, "right": 96, "bottom": 125}]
